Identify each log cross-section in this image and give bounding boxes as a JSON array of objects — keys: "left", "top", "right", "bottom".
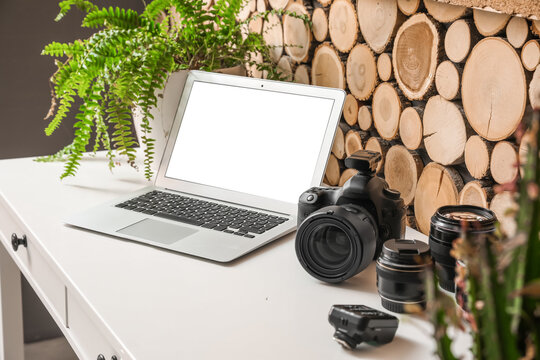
[
  {"left": 506, "top": 16, "right": 530, "bottom": 49},
  {"left": 311, "top": 43, "right": 346, "bottom": 89},
  {"left": 357, "top": 0, "right": 402, "bottom": 54},
  {"left": 283, "top": 2, "right": 312, "bottom": 63},
  {"left": 473, "top": 9, "right": 511, "bottom": 37},
  {"left": 365, "top": 137, "right": 391, "bottom": 174},
  {"left": 490, "top": 141, "right": 519, "bottom": 185},
  {"left": 445, "top": 19, "right": 479, "bottom": 64},
  {"left": 462, "top": 37, "right": 526, "bottom": 141},
  {"left": 414, "top": 162, "right": 464, "bottom": 235},
  {"left": 347, "top": 44, "right": 379, "bottom": 100},
  {"left": 345, "top": 130, "right": 364, "bottom": 157},
  {"left": 384, "top": 145, "right": 424, "bottom": 205},
  {"left": 399, "top": 106, "right": 423, "bottom": 150},
  {"left": 343, "top": 94, "right": 359, "bottom": 126},
  {"left": 262, "top": 13, "right": 284, "bottom": 63},
  {"left": 423, "top": 95, "right": 468, "bottom": 165},
  {"left": 373, "top": 82, "right": 404, "bottom": 140},
  {"left": 464, "top": 135, "right": 493, "bottom": 179},
  {"left": 328, "top": 0, "right": 358, "bottom": 53},
  {"left": 393, "top": 14, "right": 440, "bottom": 101},
  {"left": 397, "top": 0, "right": 422, "bottom": 16},
  {"left": 521, "top": 40, "right": 540, "bottom": 72},
  {"left": 459, "top": 180, "right": 493, "bottom": 208},
  {"left": 435, "top": 60, "right": 462, "bottom": 101},
  {"left": 423, "top": 0, "right": 468, "bottom": 23},
  {"left": 312, "top": 7, "right": 329, "bottom": 42}
]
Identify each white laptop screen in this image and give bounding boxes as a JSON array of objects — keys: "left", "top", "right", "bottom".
[{"left": 164, "top": 80, "right": 336, "bottom": 204}]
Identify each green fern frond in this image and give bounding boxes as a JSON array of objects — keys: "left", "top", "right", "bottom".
[
  {"left": 42, "top": 40, "right": 86, "bottom": 57},
  {"left": 55, "top": 0, "right": 98, "bottom": 21},
  {"left": 35, "top": 142, "right": 76, "bottom": 163},
  {"left": 143, "top": 0, "right": 172, "bottom": 20},
  {"left": 82, "top": 7, "right": 144, "bottom": 29}
]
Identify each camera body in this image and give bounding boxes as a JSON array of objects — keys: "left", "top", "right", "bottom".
[
  {"left": 295, "top": 150, "right": 406, "bottom": 283},
  {"left": 298, "top": 151, "right": 406, "bottom": 252}
]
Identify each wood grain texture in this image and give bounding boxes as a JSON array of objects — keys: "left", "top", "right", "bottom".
[
  {"left": 346, "top": 44, "right": 378, "bottom": 100},
  {"left": 414, "top": 162, "right": 464, "bottom": 234},
  {"left": 393, "top": 14, "right": 440, "bottom": 100},
  {"left": 462, "top": 37, "right": 526, "bottom": 141}
]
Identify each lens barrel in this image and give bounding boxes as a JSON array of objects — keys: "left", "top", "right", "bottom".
[
  {"left": 295, "top": 205, "right": 378, "bottom": 283},
  {"left": 429, "top": 205, "right": 496, "bottom": 292},
  {"left": 376, "top": 239, "right": 431, "bottom": 313}
]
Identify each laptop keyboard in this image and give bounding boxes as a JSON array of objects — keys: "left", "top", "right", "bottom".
[{"left": 115, "top": 190, "right": 288, "bottom": 238}]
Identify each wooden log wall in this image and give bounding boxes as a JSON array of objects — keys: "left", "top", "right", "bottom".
[{"left": 243, "top": 0, "right": 540, "bottom": 235}]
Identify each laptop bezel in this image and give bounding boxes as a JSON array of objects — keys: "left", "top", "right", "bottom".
[{"left": 155, "top": 70, "right": 345, "bottom": 215}]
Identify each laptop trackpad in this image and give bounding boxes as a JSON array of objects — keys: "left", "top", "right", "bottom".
[{"left": 117, "top": 218, "right": 198, "bottom": 245}]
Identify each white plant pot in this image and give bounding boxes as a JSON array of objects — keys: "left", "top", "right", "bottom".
[{"left": 132, "top": 66, "right": 246, "bottom": 173}]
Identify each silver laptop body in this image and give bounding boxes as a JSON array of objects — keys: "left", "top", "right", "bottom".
[{"left": 66, "top": 70, "right": 345, "bottom": 262}]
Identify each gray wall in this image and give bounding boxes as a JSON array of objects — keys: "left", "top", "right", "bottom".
[
  {"left": 0, "top": 0, "right": 143, "bottom": 342},
  {"left": 0, "top": 0, "right": 143, "bottom": 159}
]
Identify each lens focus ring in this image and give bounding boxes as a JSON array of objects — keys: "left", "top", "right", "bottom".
[{"left": 295, "top": 205, "right": 378, "bottom": 283}]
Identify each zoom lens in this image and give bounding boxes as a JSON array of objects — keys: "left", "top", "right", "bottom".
[
  {"left": 295, "top": 205, "right": 379, "bottom": 283},
  {"left": 429, "top": 205, "right": 496, "bottom": 292},
  {"left": 376, "top": 239, "right": 431, "bottom": 313}
]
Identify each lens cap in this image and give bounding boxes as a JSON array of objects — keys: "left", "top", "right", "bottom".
[{"left": 376, "top": 239, "right": 431, "bottom": 313}]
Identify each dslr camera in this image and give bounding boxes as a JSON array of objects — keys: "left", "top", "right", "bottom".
[{"left": 295, "top": 150, "right": 406, "bottom": 283}]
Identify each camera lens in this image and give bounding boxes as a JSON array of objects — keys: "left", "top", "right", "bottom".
[
  {"left": 310, "top": 226, "right": 351, "bottom": 268},
  {"left": 295, "top": 205, "right": 379, "bottom": 283},
  {"left": 376, "top": 239, "right": 431, "bottom": 313},
  {"left": 429, "top": 205, "right": 496, "bottom": 292}
]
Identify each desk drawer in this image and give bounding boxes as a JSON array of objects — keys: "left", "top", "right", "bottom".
[
  {"left": 66, "top": 292, "right": 121, "bottom": 360},
  {"left": 0, "top": 196, "right": 66, "bottom": 326}
]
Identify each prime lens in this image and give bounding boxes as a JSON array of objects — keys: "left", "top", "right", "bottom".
[
  {"left": 295, "top": 205, "right": 378, "bottom": 283},
  {"left": 376, "top": 239, "right": 431, "bottom": 313},
  {"left": 429, "top": 205, "right": 496, "bottom": 292}
]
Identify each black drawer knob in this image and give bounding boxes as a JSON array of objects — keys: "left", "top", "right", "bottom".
[
  {"left": 97, "top": 355, "right": 105, "bottom": 360},
  {"left": 11, "top": 233, "right": 27, "bottom": 251}
]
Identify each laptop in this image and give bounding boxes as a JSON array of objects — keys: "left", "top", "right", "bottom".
[{"left": 66, "top": 70, "right": 345, "bottom": 262}]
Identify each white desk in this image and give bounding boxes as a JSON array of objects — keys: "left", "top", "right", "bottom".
[{"left": 0, "top": 154, "right": 443, "bottom": 359}]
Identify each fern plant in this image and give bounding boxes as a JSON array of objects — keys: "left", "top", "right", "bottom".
[{"left": 40, "top": 0, "right": 308, "bottom": 180}]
